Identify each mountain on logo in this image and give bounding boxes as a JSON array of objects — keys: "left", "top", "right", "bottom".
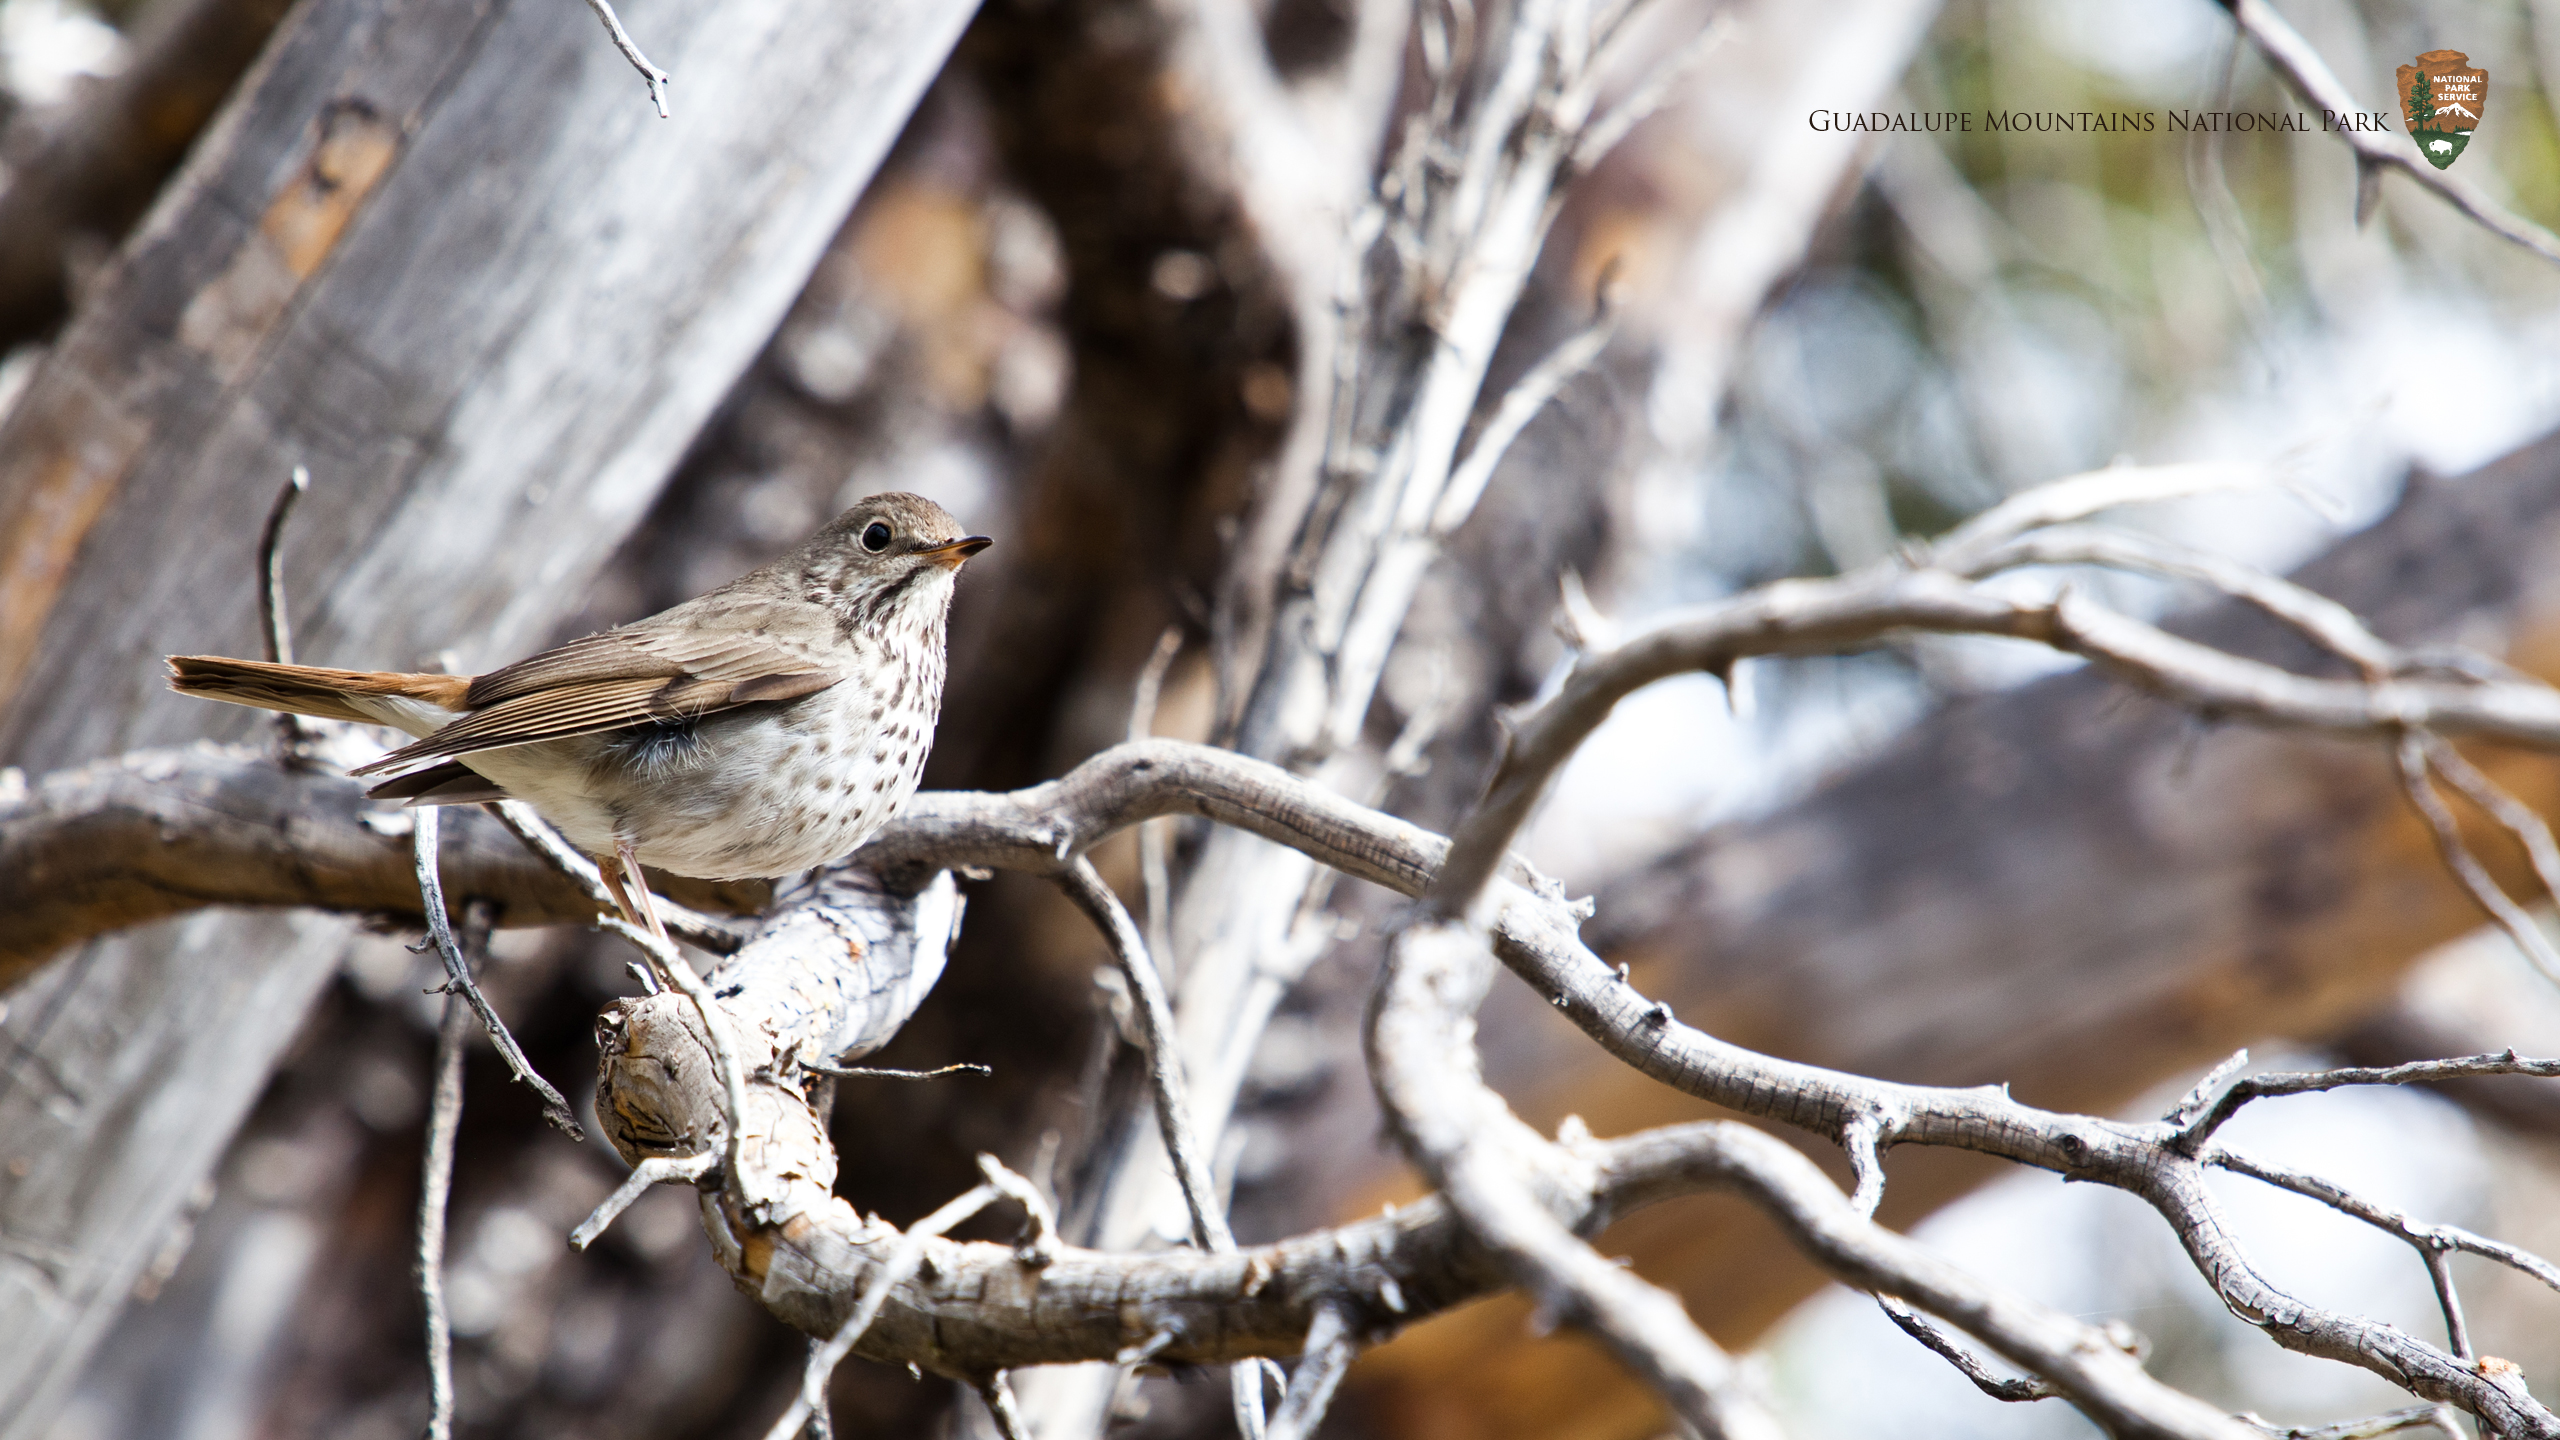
[{"left": 2397, "top": 49, "right": 2488, "bottom": 170}]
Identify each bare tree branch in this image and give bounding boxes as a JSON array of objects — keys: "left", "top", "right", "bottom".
[
  {"left": 578, "top": 912, "right": 2294, "bottom": 1440},
  {"left": 2221, "top": 0, "right": 2560, "bottom": 263},
  {"left": 1055, "top": 856, "right": 1274, "bottom": 1438},
  {"left": 2176, "top": 1051, "right": 2560, "bottom": 1150},
  {"left": 1057, "top": 860, "right": 1233, "bottom": 1254},
  {"left": 579, "top": 0, "right": 672, "bottom": 117},
  {"left": 2209, "top": 1147, "right": 2560, "bottom": 1299},
  {"left": 2398, "top": 735, "right": 2560, "bottom": 983},
  {"left": 2237, "top": 1405, "right": 2467, "bottom": 1440},
  {"left": 1370, "top": 920, "right": 1789, "bottom": 1439},
  {"left": 416, "top": 977, "right": 471, "bottom": 1440},
  {"left": 1264, "top": 1303, "right": 1357, "bottom": 1440},
  {"left": 412, "top": 806, "right": 581, "bottom": 1138},
  {"left": 0, "top": 745, "right": 758, "bottom": 986},
  {"left": 1875, "top": 1294, "right": 2061, "bottom": 1404}
]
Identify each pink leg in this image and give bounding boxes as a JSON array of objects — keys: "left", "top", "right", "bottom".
[
  {"left": 612, "top": 839, "right": 673, "bottom": 947},
  {"left": 597, "top": 854, "right": 640, "bottom": 929}
]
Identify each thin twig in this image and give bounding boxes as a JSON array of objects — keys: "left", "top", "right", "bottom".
[
  {"left": 975, "top": 1153, "right": 1060, "bottom": 1268},
  {"left": 579, "top": 0, "right": 670, "bottom": 117},
  {"left": 1875, "top": 1294, "right": 2058, "bottom": 1402},
  {"left": 2165, "top": 1048, "right": 2254, "bottom": 1128},
  {"left": 2209, "top": 1147, "right": 2560, "bottom": 1300},
  {"left": 257, "top": 466, "right": 310, "bottom": 754},
  {"left": 1567, "top": 12, "right": 1732, "bottom": 171},
  {"left": 802, "top": 1348, "right": 837, "bottom": 1440},
  {"left": 979, "top": 1373, "right": 1032, "bottom": 1440},
  {"left": 417, "top": 984, "right": 471, "bottom": 1440},
  {"left": 257, "top": 466, "right": 306, "bottom": 667},
  {"left": 805, "top": 1061, "right": 990, "bottom": 1082},
  {"left": 412, "top": 806, "right": 582, "bottom": 1137},
  {"left": 2420, "top": 1247, "right": 2473, "bottom": 1362},
  {"left": 1929, "top": 461, "right": 2286, "bottom": 572},
  {"left": 2393, "top": 734, "right": 2560, "bottom": 985},
  {"left": 1054, "top": 856, "right": 1269, "bottom": 1440},
  {"left": 1266, "top": 1303, "right": 1358, "bottom": 1440},
  {"left": 1435, "top": 296, "right": 1618, "bottom": 534},
  {"left": 1841, "top": 1111, "right": 1888, "bottom": 1219},
  {"left": 762, "top": 1181, "right": 1005, "bottom": 1440},
  {"left": 1055, "top": 859, "right": 1233, "bottom": 1251},
  {"left": 2422, "top": 735, "right": 2560, "bottom": 909},
  {"left": 1960, "top": 528, "right": 2393, "bottom": 676},
  {"left": 2171, "top": 1046, "right": 2560, "bottom": 1152},
  {"left": 569, "top": 1151, "right": 716, "bottom": 1250},
  {"left": 2236, "top": 1404, "right": 2471, "bottom": 1439}
]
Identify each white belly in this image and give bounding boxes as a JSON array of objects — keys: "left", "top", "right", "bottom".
[{"left": 455, "top": 684, "right": 935, "bottom": 882}]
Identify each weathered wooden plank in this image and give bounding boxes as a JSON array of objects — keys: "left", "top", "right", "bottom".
[
  {"left": 0, "top": 0, "right": 978, "bottom": 1427},
  {"left": 0, "top": 0, "right": 296, "bottom": 349}
]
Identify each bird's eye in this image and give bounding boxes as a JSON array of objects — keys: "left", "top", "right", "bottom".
[{"left": 861, "top": 521, "right": 893, "bottom": 553}]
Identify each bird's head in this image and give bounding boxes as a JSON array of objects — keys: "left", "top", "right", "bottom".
[{"left": 798, "top": 492, "right": 991, "bottom": 624}]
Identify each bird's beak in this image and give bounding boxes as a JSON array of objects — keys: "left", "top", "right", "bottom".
[{"left": 921, "top": 536, "right": 993, "bottom": 570}]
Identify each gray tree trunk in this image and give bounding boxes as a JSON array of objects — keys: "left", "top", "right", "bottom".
[{"left": 0, "top": 0, "right": 975, "bottom": 1427}]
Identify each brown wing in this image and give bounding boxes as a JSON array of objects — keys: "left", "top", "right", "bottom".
[{"left": 349, "top": 598, "right": 844, "bottom": 776}]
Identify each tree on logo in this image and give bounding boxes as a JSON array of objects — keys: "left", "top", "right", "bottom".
[{"left": 2409, "top": 70, "right": 2437, "bottom": 132}]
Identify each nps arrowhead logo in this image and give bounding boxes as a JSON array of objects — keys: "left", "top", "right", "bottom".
[{"left": 2398, "top": 50, "right": 2487, "bottom": 169}]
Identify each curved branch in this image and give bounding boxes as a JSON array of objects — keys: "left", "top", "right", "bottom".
[
  {"left": 1434, "top": 561, "right": 2560, "bottom": 919},
  {"left": 1056, "top": 859, "right": 1234, "bottom": 1253},
  {"left": 1369, "top": 918, "right": 1786, "bottom": 1439}
]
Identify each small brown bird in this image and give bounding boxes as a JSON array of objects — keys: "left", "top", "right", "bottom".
[{"left": 170, "top": 493, "right": 989, "bottom": 939}]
